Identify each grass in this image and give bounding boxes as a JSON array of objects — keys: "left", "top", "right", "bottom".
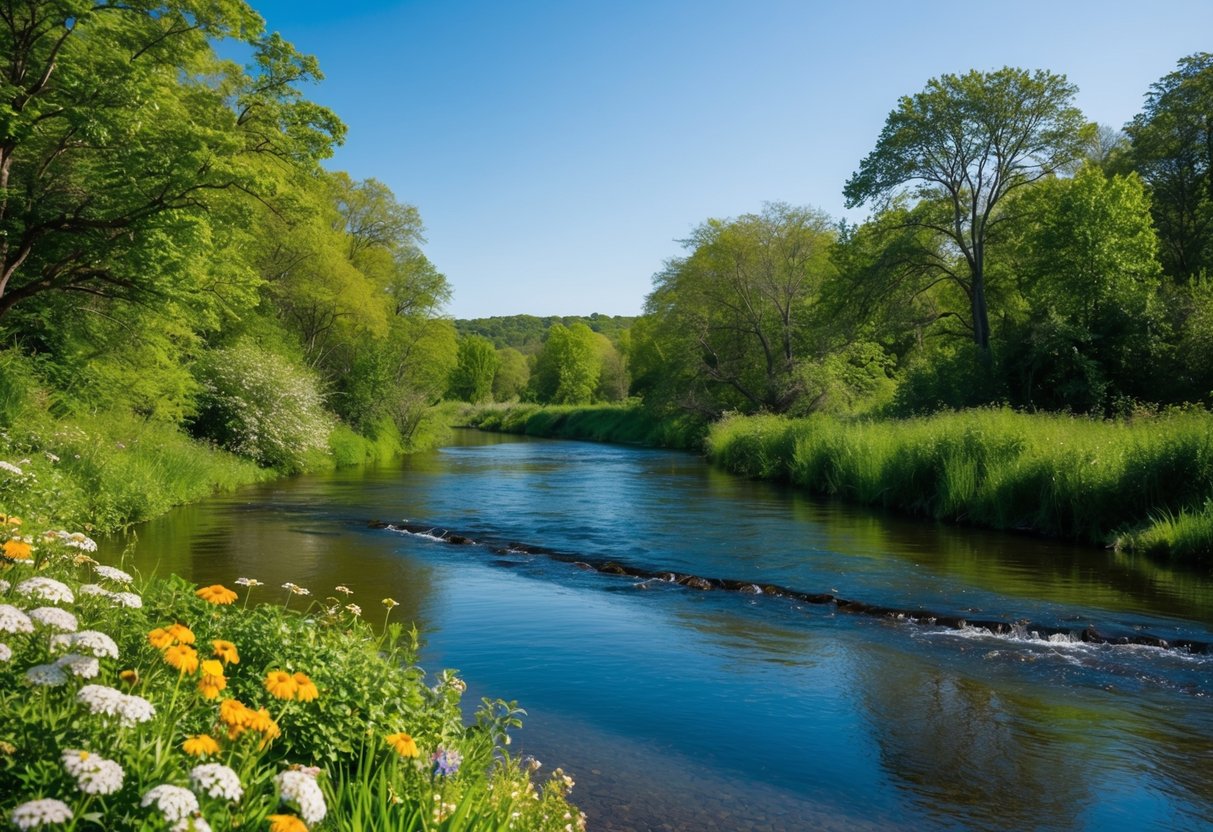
[{"left": 461, "top": 402, "right": 707, "bottom": 450}]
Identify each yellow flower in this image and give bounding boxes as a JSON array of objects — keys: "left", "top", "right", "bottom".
[
  {"left": 198, "top": 659, "right": 226, "bottom": 698},
  {"left": 386, "top": 731, "right": 419, "bottom": 758},
  {"left": 2, "top": 539, "right": 31, "bottom": 560},
  {"left": 119, "top": 669, "right": 139, "bottom": 686},
  {"left": 147, "top": 628, "right": 175, "bottom": 650},
  {"left": 247, "top": 707, "right": 280, "bottom": 743},
  {"left": 195, "top": 584, "right": 238, "bottom": 605},
  {"left": 382, "top": 597, "right": 399, "bottom": 609},
  {"left": 200, "top": 659, "right": 223, "bottom": 678},
  {"left": 212, "top": 639, "right": 240, "bottom": 665},
  {"left": 163, "top": 644, "right": 199, "bottom": 674},
  {"left": 268, "top": 814, "right": 308, "bottom": 832},
  {"left": 264, "top": 670, "right": 298, "bottom": 700},
  {"left": 167, "top": 623, "right": 196, "bottom": 645},
  {"left": 219, "top": 698, "right": 249, "bottom": 728},
  {"left": 292, "top": 672, "right": 319, "bottom": 702},
  {"left": 182, "top": 734, "right": 221, "bottom": 757},
  {"left": 1, "top": 515, "right": 20, "bottom": 526}
]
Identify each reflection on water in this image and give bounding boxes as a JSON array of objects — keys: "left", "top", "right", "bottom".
[{"left": 102, "top": 431, "right": 1213, "bottom": 831}]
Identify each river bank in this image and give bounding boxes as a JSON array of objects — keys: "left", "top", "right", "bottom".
[{"left": 461, "top": 404, "right": 1213, "bottom": 559}]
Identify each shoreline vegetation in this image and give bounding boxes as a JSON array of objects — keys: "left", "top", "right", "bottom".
[{"left": 462, "top": 403, "right": 1213, "bottom": 560}]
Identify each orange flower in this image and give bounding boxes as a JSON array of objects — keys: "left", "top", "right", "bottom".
[
  {"left": 1, "top": 515, "right": 20, "bottom": 526},
  {"left": 2, "top": 539, "right": 31, "bottom": 560},
  {"left": 147, "top": 628, "right": 175, "bottom": 650},
  {"left": 195, "top": 584, "right": 238, "bottom": 605},
  {"left": 292, "top": 672, "right": 319, "bottom": 702},
  {"left": 219, "top": 698, "right": 249, "bottom": 727},
  {"left": 268, "top": 814, "right": 308, "bottom": 832},
  {"left": 386, "top": 731, "right": 419, "bottom": 758},
  {"left": 182, "top": 734, "right": 221, "bottom": 757},
  {"left": 263, "top": 670, "right": 298, "bottom": 700},
  {"left": 119, "top": 669, "right": 139, "bottom": 686},
  {"left": 212, "top": 639, "right": 240, "bottom": 665},
  {"left": 167, "top": 623, "right": 195, "bottom": 645},
  {"left": 163, "top": 644, "right": 199, "bottom": 674},
  {"left": 198, "top": 659, "right": 226, "bottom": 698}
]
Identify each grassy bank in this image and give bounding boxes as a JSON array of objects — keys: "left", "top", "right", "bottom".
[
  {"left": 707, "top": 408, "right": 1213, "bottom": 558},
  {"left": 0, "top": 514, "right": 582, "bottom": 831},
  {"left": 461, "top": 402, "right": 706, "bottom": 449}
]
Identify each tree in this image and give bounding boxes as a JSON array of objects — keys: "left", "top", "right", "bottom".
[
  {"left": 1124, "top": 53, "right": 1213, "bottom": 279},
  {"left": 491, "top": 347, "right": 530, "bottom": 401},
  {"left": 843, "top": 68, "right": 1090, "bottom": 352},
  {"left": 447, "top": 335, "right": 499, "bottom": 404},
  {"left": 530, "top": 323, "right": 599, "bottom": 404}
]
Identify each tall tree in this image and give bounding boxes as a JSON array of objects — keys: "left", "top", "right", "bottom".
[
  {"left": 843, "top": 68, "right": 1089, "bottom": 352},
  {"left": 530, "top": 323, "right": 599, "bottom": 404},
  {"left": 447, "top": 335, "right": 499, "bottom": 404}
]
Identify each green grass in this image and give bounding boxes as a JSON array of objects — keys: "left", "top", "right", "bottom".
[
  {"left": 707, "top": 407, "right": 1213, "bottom": 559},
  {"left": 462, "top": 402, "right": 707, "bottom": 449}
]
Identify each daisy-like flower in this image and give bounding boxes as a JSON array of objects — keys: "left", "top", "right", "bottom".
[
  {"left": 292, "top": 672, "right": 319, "bottom": 702},
  {"left": 345, "top": 604, "right": 362, "bottom": 616},
  {"left": 2, "top": 538, "right": 32, "bottom": 561},
  {"left": 282, "top": 582, "right": 310, "bottom": 597},
  {"left": 26, "top": 663, "right": 68, "bottom": 687},
  {"left": 0, "top": 643, "right": 12, "bottom": 662},
  {"left": 93, "top": 565, "right": 133, "bottom": 584},
  {"left": 142, "top": 784, "right": 199, "bottom": 822},
  {"left": 234, "top": 577, "right": 262, "bottom": 587},
  {"left": 53, "top": 630, "right": 118, "bottom": 659},
  {"left": 167, "top": 623, "right": 196, "bottom": 645},
  {"left": 29, "top": 607, "right": 78, "bottom": 633},
  {"left": 0, "top": 605, "right": 34, "bottom": 634},
  {"left": 198, "top": 660, "right": 226, "bottom": 699},
  {"left": 15, "top": 577, "right": 73, "bottom": 605},
  {"left": 182, "top": 734, "right": 220, "bottom": 758},
  {"left": 111, "top": 591, "right": 142, "bottom": 609},
  {"left": 164, "top": 644, "right": 199, "bottom": 674},
  {"left": 211, "top": 640, "right": 239, "bottom": 665},
  {"left": 62, "top": 749, "right": 124, "bottom": 795},
  {"left": 9, "top": 798, "right": 72, "bottom": 829},
  {"left": 432, "top": 747, "right": 462, "bottom": 777},
  {"left": 195, "top": 585, "right": 237, "bottom": 605},
  {"left": 386, "top": 731, "right": 419, "bottom": 758},
  {"left": 148, "top": 627, "right": 175, "bottom": 649},
  {"left": 172, "top": 817, "right": 212, "bottom": 832},
  {"left": 189, "top": 763, "right": 243, "bottom": 801},
  {"left": 267, "top": 815, "right": 307, "bottom": 832},
  {"left": 382, "top": 597, "right": 399, "bottom": 609},
  {"left": 264, "top": 670, "right": 298, "bottom": 700},
  {"left": 56, "top": 653, "right": 100, "bottom": 679},
  {"left": 335, "top": 585, "right": 353, "bottom": 595},
  {"left": 275, "top": 769, "right": 327, "bottom": 825},
  {"left": 64, "top": 533, "right": 97, "bottom": 553},
  {"left": 78, "top": 584, "right": 109, "bottom": 598},
  {"left": 77, "top": 684, "right": 155, "bottom": 727}
]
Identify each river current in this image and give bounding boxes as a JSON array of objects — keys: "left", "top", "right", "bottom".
[{"left": 102, "top": 430, "right": 1213, "bottom": 831}]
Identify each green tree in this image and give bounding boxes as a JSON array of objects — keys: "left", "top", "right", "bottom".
[
  {"left": 843, "top": 67, "right": 1090, "bottom": 352},
  {"left": 531, "top": 323, "right": 599, "bottom": 404},
  {"left": 447, "top": 335, "right": 499, "bottom": 403},
  {"left": 491, "top": 347, "right": 530, "bottom": 401},
  {"left": 591, "top": 332, "right": 629, "bottom": 401}
]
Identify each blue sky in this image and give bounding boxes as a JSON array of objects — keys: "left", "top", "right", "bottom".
[{"left": 248, "top": 0, "right": 1213, "bottom": 318}]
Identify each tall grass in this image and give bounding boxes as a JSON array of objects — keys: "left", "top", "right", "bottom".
[
  {"left": 463, "top": 402, "right": 707, "bottom": 449},
  {"left": 707, "top": 408, "right": 1213, "bottom": 559}
]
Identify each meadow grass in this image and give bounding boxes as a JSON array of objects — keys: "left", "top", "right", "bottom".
[{"left": 707, "top": 407, "right": 1213, "bottom": 559}]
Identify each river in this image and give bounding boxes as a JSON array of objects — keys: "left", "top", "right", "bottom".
[{"left": 101, "top": 430, "right": 1213, "bottom": 831}]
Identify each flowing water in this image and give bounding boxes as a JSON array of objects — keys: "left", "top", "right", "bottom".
[{"left": 102, "top": 430, "right": 1213, "bottom": 831}]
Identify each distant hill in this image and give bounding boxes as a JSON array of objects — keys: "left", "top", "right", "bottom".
[{"left": 454, "top": 314, "right": 636, "bottom": 352}]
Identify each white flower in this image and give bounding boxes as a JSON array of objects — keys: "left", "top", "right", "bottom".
[
  {"left": 234, "top": 577, "right": 262, "bottom": 587},
  {"left": 77, "top": 684, "right": 155, "bottom": 727},
  {"left": 0, "top": 578, "right": 9, "bottom": 592},
  {"left": 45, "top": 452, "right": 60, "bottom": 463},
  {"left": 0, "top": 642, "right": 11, "bottom": 662},
  {"left": 77, "top": 583, "right": 109, "bottom": 597},
  {"left": 281, "top": 582, "right": 311, "bottom": 596},
  {"left": 29, "top": 607, "right": 78, "bottom": 633},
  {"left": 54, "top": 630, "right": 118, "bottom": 659},
  {"left": 26, "top": 663, "right": 68, "bottom": 687},
  {"left": 118, "top": 692, "right": 155, "bottom": 726},
  {"left": 10, "top": 798, "right": 72, "bottom": 829},
  {"left": 172, "top": 818, "right": 212, "bottom": 832},
  {"left": 62, "top": 749, "right": 124, "bottom": 795},
  {"left": 189, "top": 763, "right": 243, "bottom": 801},
  {"left": 0, "top": 604, "right": 34, "bottom": 634},
  {"left": 64, "top": 533, "right": 97, "bottom": 553},
  {"left": 15, "top": 577, "right": 74, "bottom": 605},
  {"left": 110, "top": 591, "right": 142, "bottom": 609},
  {"left": 0, "top": 460, "right": 23, "bottom": 476},
  {"left": 142, "top": 784, "right": 199, "bottom": 822},
  {"left": 275, "top": 769, "right": 327, "bottom": 824},
  {"left": 94, "top": 565, "right": 132, "bottom": 584},
  {"left": 56, "top": 653, "right": 100, "bottom": 679},
  {"left": 345, "top": 604, "right": 362, "bottom": 616}
]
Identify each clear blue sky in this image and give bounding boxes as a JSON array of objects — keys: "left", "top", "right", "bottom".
[{"left": 248, "top": 0, "right": 1213, "bottom": 319}]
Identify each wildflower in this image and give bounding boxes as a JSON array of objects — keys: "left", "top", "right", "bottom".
[
  {"left": 26, "top": 663, "right": 69, "bottom": 687},
  {"left": 182, "top": 735, "right": 221, "bottom": 758},
  {"left": 148, "top": 627, "right": 175, "bottom": 649},
  {"left": 119, "top": 668, "right": 140, "bottom": 686},
  {"left": 142, "top": 784, "right": 200, "bottom": 823},
  {"left": 0, "top": 604, "right": 34, "bottom": 634},
  {"left": 282, "top": 582, "right": 310, "bottom": 596},
  {"left": 0, "top": 643, "right": 11, "bottom": 662},
  {"left": 172, "top": 817, "right": 212, "bottom": 832},
  {"left": 345, "top": 603, "right": 362, "bottom": 616},
  {"left": 167, "top": 623, "right": 196, "bottom": 645},
  {"left": 190, "top": 763, "right": 243, "bottom": 801},
  {"left": 78, "top": 583, "right": 109, "bottom": 597},
  {"left": 0, "top": 578, "right": 8, "bottom": 592},
  {"left": 219, "top": 698, "right": 248, "bottom": 728},
  {"left": 54, "top": 630, "right": 118, "bottom": 659},
  {"left": 198, "top": 660, "right": 226, "bottom": 699},
  {"left": 93, "top": 565, "right": 132, "bottom": 584},
  {"left": 10, "top": 798, "right": 72, "bottom": 829},
  {"left": 267, "top": 815, "right": 307, "bottom": 832},
  {"left": 29, "top": 607, "right": 78, "bottom": 633},
  {"left": 275, "top": 769, "right": 327, "bottom": 825},
  {"left": 56, "top": 653, "right": 100, "bottom": 679},
  {"left": 292, "top": 672, "right": 319, "bottom": 702},
  {"left": 234, "top": 577, "right": 263, "bottom": 587},
  {"left": 2, "top": 538, "right": 32, "bottom": 560},
  {"left": 382, "top": 597, "right": 399, "bottom": 609},
  {"left": 0, "top": 514, "right": 20, "bottom": 526},
  {"left": 335, "top": 585, "right": 353, "bottom": 595},
  {"left": 0, "top": 461, "right": 23, "bottom": 476},
  {"left": 264, "top": 670, "right": 298, "bottom": 700},
  {"left": 62, "top": 749, "right": 124, "bottom": 795},
  {"left": 45, "top": 452, "right": 60, "bottom": 463},
  {"left": 15, "top": 577, "right": 74, "bottom": 604},
  {"left": 432, "top": 747, "right": 462, "bottom": 777},
  {"left": 211, "top": 640, "right": 239, "bottom": 665},
  {"left": 164, "top": 644, "right": 200, "bottom": 674},
  {"left": 111, "top": 591, "right": 142, "bottom": 609},
  {"left": 77, "top": 684, "right": 155, "bottom": 727},
  {"left": 72, "top": 554, "right": 98, "bottom": 567},
  {"left": 195, "top": 584, "right": 237, "bottom": 605},
  {"left": 386, "top": 731, "right": 419, "bottom": 758}
]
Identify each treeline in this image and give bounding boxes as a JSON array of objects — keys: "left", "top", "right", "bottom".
[
  {"left": 455, "top": 314, "right": 635, "bottom": 351},
  {"left": 0, "top": 1, "right": 458, "bottom": 489}
]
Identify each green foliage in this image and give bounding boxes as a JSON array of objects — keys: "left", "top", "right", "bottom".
[
  {"left": 447, "top": 336, "right": 500, "bottom": 404},
  {"left": 455, "top": 315, "right": 635, "bottom": 353},
  {"left": 191, "top": 343, "right": 333, "bottom": 473},
  {"left": 530, "top": 324, "right": 600, "bottom": 405},
  {"left": 464, "top": 402, "right": 707, "bottom": 450},
  {"left": 491, "top": 348, "right": 530, "bottom": 402}
]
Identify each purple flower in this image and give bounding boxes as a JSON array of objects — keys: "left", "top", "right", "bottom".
[{"left": 431, "top": 747, "right": 462, "bottom": 777}]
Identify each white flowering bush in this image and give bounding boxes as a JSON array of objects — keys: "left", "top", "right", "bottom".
[{"left": 191, "top": 343, "right": 334, "bottom": 472}]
